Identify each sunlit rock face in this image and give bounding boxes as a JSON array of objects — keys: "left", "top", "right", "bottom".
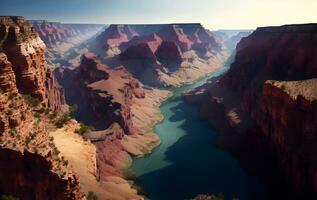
[
  {"left": 93, "top": 23, "right": 227, "bottom": 87},
  {"left": 0, "top": 16, "right": 82, "bottom": 200},
  {"left": 0, "top": 16, "right": 65, "bottom": 111}
]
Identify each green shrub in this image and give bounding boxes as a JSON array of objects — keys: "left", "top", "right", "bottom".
[
  {"left": 8, "top": 93, "right": 17, "bottom": 100},
  {"left": 62, "top": 159, "right": 69, "bottom": 166},
  {"left": 54, "top": 113, "right": 71, "bottom": 128},
  {"left": 37, "top": 108, "right": 46, "bottom": 114},
  {"left": 33, "top": 112, "right": 41, "bottom": 119},
  {"left": 87, "top": 191, "right": 98, "bottom": 200},
  {"left": 9, "top": 128, "right": 18, "bottom": 136},
  {"left": 53, "top": 146, "right": 60, "bottom": 155},
  {"left": 22, "top": 94, "right": 40, "bottom": 107},
  {"left": 192, "top": 193, "right": 239, "bottom": 200},
  {"left": 44, "top": 108, "right": 50, "bottom": 115},
  {"left": 1, "top": 195, "right": 19, "bottom": 200},
  {"left": 49, "top": 112, "right": 57, "bottom": 120},
  {"left": 69, "top": 104, "right": 78, "bottom": 113},
  {"left": 75, "top": 123, "right": 95, "bottom": 135}
]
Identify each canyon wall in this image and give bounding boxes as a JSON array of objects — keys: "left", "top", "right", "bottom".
[
  {"left": 250, "top": 79, "right": 317, "bottom": 198},
  {"left": 185, "top": 23, "right": 317, "bottom": 199},
  {"left": 0, "top": 16, "right": 83, "bottom": 199}
]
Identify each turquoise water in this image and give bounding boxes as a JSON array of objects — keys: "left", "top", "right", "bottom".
[{"left": 131, "top": 66, "right": 268, "bottom": 200}]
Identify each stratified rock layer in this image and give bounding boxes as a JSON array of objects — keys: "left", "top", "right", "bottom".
[
  {"left": 0, "top": 16, "right": 65, "bottom": 111},
  {"left": 0, "top": 16, "right": 82, "bottom": 199}
]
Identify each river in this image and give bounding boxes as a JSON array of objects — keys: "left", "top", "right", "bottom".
[{"left": 131, "top": 65, "right": 269, "bottom": 200}]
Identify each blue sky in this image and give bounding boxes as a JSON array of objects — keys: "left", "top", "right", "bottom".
[{"left": 1, "top": 0, "right": 316, "bottom": 29}]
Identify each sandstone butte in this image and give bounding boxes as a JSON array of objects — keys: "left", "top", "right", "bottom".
[
  {"left": 92, "top": 23, "right": 229, "bottom": 87},
  {"left": 184, "top": 23, "right": 317, "bottom": 199}
]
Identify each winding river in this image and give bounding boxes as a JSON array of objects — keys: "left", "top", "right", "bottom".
[{"left": 132, "top": 65, "right": 269, "bottom": 200}]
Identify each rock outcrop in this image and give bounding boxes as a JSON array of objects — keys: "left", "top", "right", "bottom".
[
  {"left": 95, "top": 24, "right": 131, "bottom": 50},
  {"left": 0, "top": 16, "right": 65, "bottom": 111},
  {"left": 0, "top": 16, "right": 82, "bottom": 199},
  {"left": 55, "top": 53, "right": 144, "bottom": 133},
  {"left": 120, "top": 43, "right": 158, "bottom": 64},
  {"left": 119, "top": 33, "right": 162, "bottom": 52},
  {"left": 155, "top": 41, "right": 182, "bottom": 67},
  {"left": 250, "top": 79, "right": 317, "bottom": 198}
]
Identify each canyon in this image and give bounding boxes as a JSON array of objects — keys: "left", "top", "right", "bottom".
[
  {"left": 1, "top": 13, "right": 316, "bottom": 200},
  {"left": 184, "top": 23, "right": 317, "bottom": 199},
  {"left": 53, "top": 22, "right": 231, "bottom": 199}
]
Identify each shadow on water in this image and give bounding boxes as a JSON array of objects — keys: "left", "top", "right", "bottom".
[{"left": 132, "top": 66, "right": 270, "bottom": 200}]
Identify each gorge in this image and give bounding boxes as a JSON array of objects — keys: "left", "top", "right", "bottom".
[{"left": 0, "top": 10, "right": 316, "bottom": 200}]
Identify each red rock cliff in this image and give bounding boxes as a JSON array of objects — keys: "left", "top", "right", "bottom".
[
  {"left": 221, "top": 23, "right": 317, "bottom": 198},
  {"left": 55, "top": 53, "right": 145, "bottom": 133},
  {"left": 0, "top": 16, "right": 82, "bottom": 199},
  {"left": 0, "top": 16, "right": 65, "bottom": 112},
  {"left": 250, "top": 79, "right": 317, "bottom": 198}
]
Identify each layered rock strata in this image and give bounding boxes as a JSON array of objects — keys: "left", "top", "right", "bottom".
[{"left": 0, "top": 16, "right": 82, "bottom": 199}]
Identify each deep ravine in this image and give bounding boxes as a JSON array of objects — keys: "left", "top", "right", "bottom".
[{"left": 131, "top": 65, "right": 269, "bottom": 200}]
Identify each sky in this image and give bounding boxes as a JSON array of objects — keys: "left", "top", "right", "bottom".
[{"left": 1, "top": 0, "right": 316, "bottom": 29}]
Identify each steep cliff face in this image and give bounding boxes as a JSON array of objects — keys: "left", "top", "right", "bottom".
[
  {"left": 0, "top": 16, "right": 65, "bottom": 111},
  {"left": 230, "top": 25, "right": 317, "bottom": 198},
  {"left": 55, "top": 53, "right": 145, "bottom": 133},
  {"left": 251, "top": 79, "right": 317, "bottom": 198},
  {"left": 186, "top": 23, "right": 317, "bottom": 198},
  {"left": 0, "top": 16, "right": 82, "bottom": 199},
  {"left": 222, "top": 24, "right": 317, "bottom": 93},
  {"left": 0, "top": 149, "right": 81, "bottom": 200}
]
